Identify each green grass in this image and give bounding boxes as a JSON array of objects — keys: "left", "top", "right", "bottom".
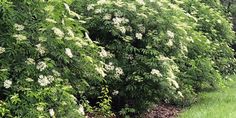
[{"left": 179, "top": 77, "right": 236, "bottom": 118}]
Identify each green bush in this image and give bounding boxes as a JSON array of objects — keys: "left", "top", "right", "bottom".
[
  {"left": 0, "top": 0, "right": 235, "bottom": 117},
  {"left": 72, "top": 0, "right": 235, "bottom": 115},
  {"left": 0, "top": 0, "right": 110, "bottom": 117}
]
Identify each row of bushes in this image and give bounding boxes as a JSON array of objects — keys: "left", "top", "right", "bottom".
[{"left": 0, "top": 0, "right": 235, "bottom": 117}]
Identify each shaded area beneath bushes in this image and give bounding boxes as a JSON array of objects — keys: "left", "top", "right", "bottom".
[{"left": 142, "top": 104, "right": 181, "bottom": 118}]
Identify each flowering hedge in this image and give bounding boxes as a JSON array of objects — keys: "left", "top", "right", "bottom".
[
  {"left": 0, "top": 0, "right": 109, "bottom": 117},
  {"left": 0, "top": 0, "right": 235, "bottom": 117},
  {"left": 72, "top": 0, "right": 235, "bottom": 115}
]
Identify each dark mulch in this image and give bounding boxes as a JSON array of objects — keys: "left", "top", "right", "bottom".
[
  {"left": 142, "top": 104, "right": 181, "bottom": 118},
  {"left": 86, "top": 104, "right": 181, "bottom": 118}
]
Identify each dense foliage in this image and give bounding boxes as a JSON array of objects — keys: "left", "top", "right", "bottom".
[
  {"left": 0, "top": 0, "right": 235, "bottom": 117},
  {"left": 0, "top": 0, "right": 109, "bottom": 117}
]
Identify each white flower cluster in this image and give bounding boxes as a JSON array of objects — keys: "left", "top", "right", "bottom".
[
  {"left": 180, "top": 42, "right": 188, "bottom": 54},
  {"left": 36, "top": 106, "right": 44, "bottom": 111},
  {"left": 25, "top": 58, "right": 35, "bottom": 65},
  {"left": 115, "top": 67, "right": 123, "bottom": 77},
  {"left": 38, "top": 75, "right": 54, "bottom": 86},
  {"left": 65, "top": 48, "right": 73, "bottom": 58},
  {"left": 167, "top": 30, "right": 174, "bottom": 39},
  {"left": 112, "top": 17, "right": 129, "bottom": 34},
  {"left": 166, "top": 30, "right": 175, "bottom": 47},
  {"left": 151, "top": 69, "right": 162, "bottom": 77},
  {"left": 87, "top": 4, "right": 95, "bottom": 11},
  {"left": 52, "top": 27, "right": 64, "bottom": 38},
  {"left": 95, "top": 66, "right": 106, "bottom": 77},
  {"left": 26, "top": 78, "right": 34, "bottom": 82},
  {"left": 0, "top": 47, "right": 5, "bottom": 54},
  {"left": 49, "top": 108, "right": 55, "bottom": 117},
  {"left": 177, "top": 91, "right": 184, "bottom": 98},
  {"left": 13, "top": 34, "right": 27, "bottom": 41},
  {"left": 36, "top": 44, "right": 46, "bottom": 55},
  {"left": 105, "top": 62, "right": 115, "bottom": 71},
  {"left": 46, "top": 18, "right": 57, "bottom": 23},
  {"left": 112, "top": 90, "right": 119, "bottom": 95},
  {"left": 67, "top": 28, "right": 75, "bottom": 38},
  {"left": 14, "top": 24, "right": 24, "bottom": 31},
  {"left": 64, "top": 3, "right": 81, "bottom": 19},
  {"left": 95, "top": 8, "right": 102, "bottom": 14},
  {"left": 103, "top": 14, "right": 112, "bottom": 20},
  {"left": 135, "top": 33, "right": 143, "bottom": 39},
  {"left": 36, "top": 61, "right": 47, "bottom": 71},
  {"left": 78, "top": 104, "right": 85, "bottom": 115},
  {"left": 136, "top": 0, "right": 145, "bottom": 5},
  {"left": 99, "top": 48, "right": 109, "bottom": 58},
  {"left": 4, "top": 80, "right": 12, "bottom": 88},
  {"left": 112, "top": 17, "right": 129, "bottom": 25},
  {"left": 158, "top": 55, "right": 171, "bottom": 61},
  {"left": 137, "top": 24, "right": 145, "bottom": 33},
  {"left": 166, "top": 68, "right": 179, "bottom": 89},
  {"left": 97, "top": 0, "right": 107, "bottom": 5}
]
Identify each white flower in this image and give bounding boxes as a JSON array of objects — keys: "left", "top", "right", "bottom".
[
  {"left": 177, "top": 91, "right": 184, "bottom": 98},
  {"left": 64, "top": 3, "right": 71, "bottom": 13},
  {"left": 97, "top": 0, "right": 107, "bottom": 5},
  {"left": 127, "top": 3, "right": 136, "bottom": 11},
  {"left": 46, "top": 18, "right": 57, "bottom": 23},
  {"left": 112, "top": 17, "right": 128, "bottom": 25},
  {"left": 4, "top": 80, "right": 12, "bottom": 88},
  {"left": 171, "top": 79, "right": 179, "bottom": 88},
  {"left": 112, "top": 90, "right": 119, "bottom": 95},
  {"left": 138, "top": 24, "right": 145, "bottom": 33},
  {"left": 67, "top": 28, "right": 74, "bottom": 37},
  {"left": 47, "top": 75, "right": 54, "bottom": 82},
  {"left": 95, "top": 66, "right": 106, "bottom": 77},
  {"left": 166, "top": 40, "right": 173, "bottom": 47},
  {"left": 103, "top": 14, "right": 112, "bottom": 20},
  {"left": 99, "top": 48, "right": 108, "bottom": 57},
  {"left": 65, "top": 48, "right": 73, "bottom": 58},
  {"left": 0, "top": 47, "right": 5, "bottom": 54},
  {"left": 36, "top": 44, "right": 46, "bottom": 55},
  {"left": 87, "top": 4, "right": 95, "bottom": 11},
  {"left": 52, "top": 27, "right": 64, "bottom": 38},
  {"left": 69, "top": 11, "right": 81, "bottom": 20},
  {"left": 14, "top": 24, "right": 24, "bottom": 31},
  {"left": 136, "top": 0, "right": 145, "bottom": 5},
  {"left": 135, "top": 33, "right": 143, "bottom": 39},
  {"left": 95, "top": 8, "right": 102, "bottom": 14},
  {"left": 36, "top": 62, "right": 47, "bottom": 71},
  {"left": 49, "top": 109, "right": 55, "bottom": 117},
  {"left": 151, "top": 69, "right": 162, "bottom": 77},
  {"left": 116, "top": 26, "right": 126, "bottom": 34},
  {"left": 37, "top": 106, "right": 44, "bottom": 111},
  {"left": 115, "top": 67, "right": 123, "bottom": 76},
  {"left": 13, "top": 34, "right": 27, "bottom": 41},
  {"left": 150, "top": 0, "right": 155, "bottom": 2},
  {"left": 25, "top": 58, "right": 35, "bottom": 65},
  {"left": 105, "top": 62, "right": 115, "bottom": 71},
  {"left": 44, "top": 5, "right": 54, "bottom": 12},
  {"left": 167, "top": 30, "right": 175, "bottom": 39},
  {"left": 38, "top": 75, "right": 50, "bottom": 86},
  {"left": 167, "top": 77, "right": 179, "bottom": 89},
  {"left": 85, "top": 32, "right": 92, "bottom": 41},
  {"left": 26, "top": 78, "right": 34, "bottom": 82},
  {"left": 78, "top": 104, "right": 85, "bottom": 115},
  {"left": 158, "top": 55, "right": 171, "bottom": 61}
]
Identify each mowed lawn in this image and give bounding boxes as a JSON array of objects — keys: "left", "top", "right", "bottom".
[{"left": 179, "top": 76, "right": 236, "bottom": 118}]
